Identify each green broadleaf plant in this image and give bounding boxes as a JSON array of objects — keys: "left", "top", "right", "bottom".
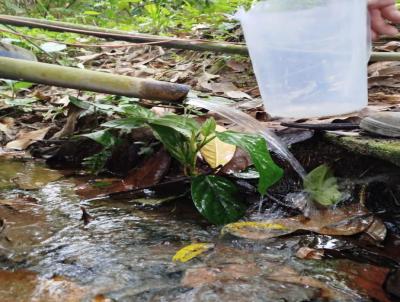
[
  {"left": 191, "top": 175, "right": 246, "bottom": 225},
  {"left": 216, "top": 131, "right": 284, "bottom": 195},
  {"left": 303, "top": 164, "right": 342, "bottom": 206},
  {"left": 84, "top": 102, "right": 283, "bottom": 224}
]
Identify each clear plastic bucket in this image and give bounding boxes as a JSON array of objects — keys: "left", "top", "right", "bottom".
[{"left": 236, "top": 0, "right": 370, "bottom": 118}]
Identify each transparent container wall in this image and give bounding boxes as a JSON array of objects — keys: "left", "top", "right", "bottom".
[{"left": 237, "top": 0, "right": 369, "bottom": 118}]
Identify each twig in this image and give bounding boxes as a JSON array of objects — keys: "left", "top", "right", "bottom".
[
  {"left": 0, "top": 27, "right": 173, "bottom": 49},
  {"left": 0, "top": 15, "right": 248, "bottom": 55}
]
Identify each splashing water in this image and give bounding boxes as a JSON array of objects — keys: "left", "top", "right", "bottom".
[{"left": 187, "top": 98, "right": 307, "bottom": 179}]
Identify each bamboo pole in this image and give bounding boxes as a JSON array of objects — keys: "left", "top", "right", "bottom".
[
  {"left": 0, "top": 15, "right": 397, "bottom": 62},
  {"left": 0, "top": 57, "right": 190, "bottom": 102},
  {"left": 0, "top": 15, "right": 249, "bottom": 55},
  {"left": 369, "top": 52, "right": 400, "bottom": 62}
]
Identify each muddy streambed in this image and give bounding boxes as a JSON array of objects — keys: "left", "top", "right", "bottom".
[{"left": 0, "top": 158, "right": 399, "bottom": 302}]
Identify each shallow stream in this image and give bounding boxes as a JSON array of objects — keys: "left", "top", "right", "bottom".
[{"left": 0, "top": 159, "right": 399, "bottom": 302}]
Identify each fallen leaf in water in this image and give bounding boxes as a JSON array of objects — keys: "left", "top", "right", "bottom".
[
  {"left": 173, "top": 243, "right": 214, "bottom": 263},
  {"left": 364, "top": 217, "right": 387, "bottom": 242},
  {"left": 0, "top": 270, "right": 88, "bottom": 302},
  {"left": 337, "top": 261, "right": 391, "bottom": 302},
  {"left": 5, "top": 127, "right": 51, "bottom": 150},
  {"left": 296, "top": 247, "right": 324, "bottom": 260},
  {"left": 222, "top": 205, "right": 374, "bottom": 240},
  {"left": 222, "top": 221, "right": 290, "bottom": 240},
  {"left": 76, "top": 148, "right": 171, "bottom": 198},
  {"left": 182, "top": 262, "right": 261, "bottom": 287},
  {"left": 267, "top": 266, "right": 340, "bottom": 300},
  {"left": 200, "top": 125, "right": 236, "bottom": 169},
  {"left": 0, "top": 199, "right": 51, "bottom": 249},
  {"left": 182, "top": 262, "right": 343, "bottom": 300}
]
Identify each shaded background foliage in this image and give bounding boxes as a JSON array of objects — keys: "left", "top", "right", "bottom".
[{"left": 0, "top": 0, "right": 254, "bottom": 34}]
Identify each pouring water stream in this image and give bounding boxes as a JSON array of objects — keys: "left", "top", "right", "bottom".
[{"left": 187, "top": 98, "right": 307, "bottom": 179}]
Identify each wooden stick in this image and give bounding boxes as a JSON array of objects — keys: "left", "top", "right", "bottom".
[
  {"left": 0, "top": 15, "right": 397, "bottom": 62},
  {"left": 0, "top": 15, "right": 249, "bottom": 55},
  {"left": 0, "top": 57, "right": 190, "bottom": 102},
  {"left": 369, "top": 52, "right": 400, "bottom": 62}
]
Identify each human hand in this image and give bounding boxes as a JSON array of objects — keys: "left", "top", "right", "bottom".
[{"left": 368, "top": 0, "right": 400, "bottom": 40}]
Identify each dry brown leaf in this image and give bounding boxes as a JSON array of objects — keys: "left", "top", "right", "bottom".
[
  {"left": 369, "top": 92, "right": 400, "bottom": 104},
  {"left": 76, "top": 149, "right": 171, "bottom": 198},
  {"left": 52, "top": 104, "right": 83, "bottom": 139},
  {"left": 364, "top": 217, "right": 387, "bottom": 242},
  {"left": 226, "top": 60, "right": 247, "bottom": 72},
  {"left": 197, "top": 72, "right": 220, "bottom": 90},
  {"left": 5, "top": 127, "right": 51, "bottom": 150},
  {"left": 368, "top": 75, "right": 400, "bottom": 88},
  {"left": 368, "top": 61, "right": 400, "bottom": 76},
  {"left": 0, "top": 117, "right": 15, "bottom": 140},
  {"left": 220, "top": 148, "right": 252, "bottom": 174},
  {"left": 375, "top": 41, "right": 400, "bottom": 52},
  {"left": 225, "top": 90, "right": 252, "bottom": 100},
  {"left": 337, "top": 262, "right": 391, "bottom": 302},
  {"left": 202, "top": 82, "right": 238, "bottom": 93},
  {"left": 223, "top": 204, "right": 374, "bottom": 240},
  {"left": 296, "top": 247, "right": 324, "bottom": 260}
]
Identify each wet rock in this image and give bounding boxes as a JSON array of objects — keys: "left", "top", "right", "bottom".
[
  {"left": 360, "top": 112, "right": 400, "bottom": 138},
  {"left": 178, "top": 279, "right": 319, "bottom": 302},
  {"left": 385, "top": 269, "right": 400, "bottom": 299},
  {"left": 0, "top": 270, "right": 89, "bottom": 302},
  {"left": 325, "top": 133, "right": 400, "bottom": 167}
]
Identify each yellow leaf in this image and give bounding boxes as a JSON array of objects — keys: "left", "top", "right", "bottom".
[
  {"left": 222, "top": 221, "right": 292, "bottom": 240},
  {"left": 172, "top": 243, "right": 214, "bottom": 263},
  {"left": 200, "top": 125, "right": 236, "bottom": 169}
]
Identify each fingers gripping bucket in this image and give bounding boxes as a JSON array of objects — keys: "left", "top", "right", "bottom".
[{"left": 236, "top": 0, "right": 370, "bottom": 118}]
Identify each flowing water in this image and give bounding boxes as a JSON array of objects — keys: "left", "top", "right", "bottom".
[
  {"left": 0, "top": 159, "right": 398, "bottom": 301},
  {"left": 186, "top": 98, "right": 307, "bottom": 179}
]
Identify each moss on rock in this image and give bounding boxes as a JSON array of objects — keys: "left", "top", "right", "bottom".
[{"left": 324, "top": 133, "right": 400, "bottom": 167}]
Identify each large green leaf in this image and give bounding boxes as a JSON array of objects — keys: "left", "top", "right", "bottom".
[
  {"left": 149, "top": 124, "right": 188, "bottom": 164},
  {"left": 200, "top": 117, "right": 217, "bottom": 137},
  {"left": 149, "top": 114, "right": 200, "bottom": 138},
  {"left": 191, "top": 175, "right": 246, "bottom": 225},
  {"left": 303, "top": 165, "right": 342, "bottom": 206},
  {"left": 81, "top": 130, "right": 118, "bottom": 147},
  {"left": 217, "top": 131, "right": 283, "bottom": 195},
  {"left": 102, "top": 117, "right": 147, "bottom": 130},
  {"left": 118, "top": 103, "right": 156, "bottom": 119}
]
